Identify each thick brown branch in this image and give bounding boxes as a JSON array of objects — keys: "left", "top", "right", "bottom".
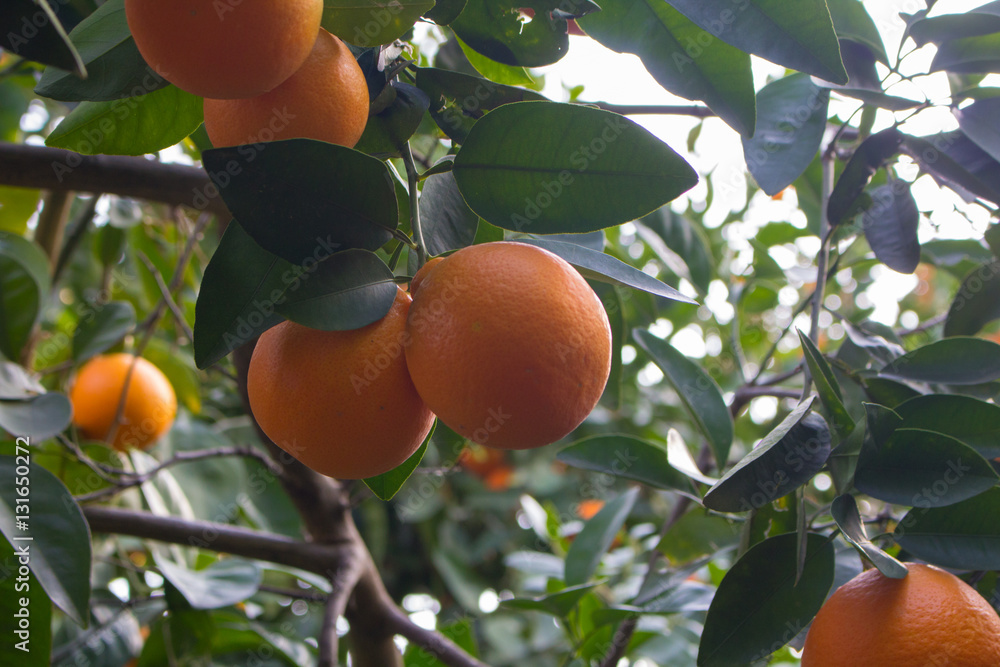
[{"left": 0, "top": 142, "right": 229, "bottom": 216}]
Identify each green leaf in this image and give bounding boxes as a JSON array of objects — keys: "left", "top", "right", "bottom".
[
  {"left": 908, "top": 3, "right": 1000, "bottom": 47},
  {"left": 557, "top": 435, "right": 696, "bottom": 493},
  {"left": 457, "top": 36, "right": 535, "bottom": 86},
  {"left": 193, "top": 221, "right": 288, "bottom": 369},
  {"left": 578, "top": 0, "right": 756, "bottom": 136},
  {"left": 425, "top": 0, "right": 467, "bottom": 25},
  {"left": 900, "top": 133, "right": 1000, "bottom": 206},
  {"left": 944, "top": 260, "right": 1000, "bottom": 337},
  {"left": 46, "top": 85, "right": 203, "bottom": 156},
  {"left": 987, "top": 223, "right": 1000, "bottom": 258},
  {"left": 665, "top": 0, "right": 848, "bottom": 84},
  {"left": 0, "top": 393, "right": 72, "bottom": 441},
  {"left": 0, "top": 362, "right": 45, "bottom": 400},
  {"left": 71, "top": 301, "right": 135, "bottom": 362},
  {"left": 633, "top": 330, "right": 733, "bottom": 469},
  {"left": 451, "top": 0, "right": 576, "bottom": 67},
  {"left": 155, "top": 557, "right": 262, "bottom": 610},
  {"left": 419, "top": 170, "right": 480, "bottom": 256},
  {"left": 0, "top": 0, "right": 85, "bottom": 76},
  {"left": 831, "top": 494, "right": 907, "bottom": 578},
  {"left": 0, "top": 538, "right": 52, "bottom": 666},
  {"left": 0, "top": 458, "right": 91, "bottom": 627},
  {"left": 827, "top": 128, "right": 903, "bottom": 225},
  {"left": 702, "top": 400, "right": 831, "bottom": 512},
  {"left": 878, "top": 337, "right": 1000, "bottom": 385},
  {"left": 0, "top": 186, "right": 41, "bottom": 235},
  {"left": 355, "top": 83, "right": 431, "bottom": 158},
  {"left": 894, "top": 394, "right": 1000, "bottom": 459},
  {"left": 322, "top": 0, "right": 434, "bottom": 46},
  {"left": 363, "top": 425, "right": 432, "bottom": 501},
  {"left": 862, "top": 183, "right": 921, "bottom": 274},
  {"left": 565, "top": 487, "right": 638, "bottom": 586},
  {"left": 697, "top": 532, "right": 835, "bottom": 666},
  {"left": 35, "top": 0, "right": 168, "bottom": 102},
  {"left": 855, "top": 428, "right": 998, "bottom": 507},
  {"left": 931, "top": 32, "right": 1000, "bottom": 75},
  {"left": 637, "top": 208, "right": 714, "bottom": 294},
  {"left": 0, "top": 231, "right": 50, "bottom": 361},
  {"left": 827, "top": 0, "right": 888, "bottom": 65},
  {"left": 404, "top": 617, "right": 479, "bottom": 666},
  {"left": 894, "top": 487, "right": 1000, "bottom": 571},
  {"left": 202, "top": 140, "right": 398, "bottom": 264},
  {"left": 274, "top": 250, "right": 397, "bottom": 331},
  {"left": 519, "top": 238, "right": 696, "bottom": 303},
  {"left": 742, "top": 74, "right": 829, "bottom": 195},
  {"left": 955, "top": 97, "right": 1000, "bottom": 164},
  {"left": 797, "top": 330, "right": 855, "bottom": 440},
  {"left": 500, "top": 582, "right": 602, "bottom": 617},
  {"left": 453, "top": 101, "right": 697, "bottom": 234}
]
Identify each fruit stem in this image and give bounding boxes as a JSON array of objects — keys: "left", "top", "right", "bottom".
[{"left": 401, "top": 143, "right": 426, "bottom": 267}]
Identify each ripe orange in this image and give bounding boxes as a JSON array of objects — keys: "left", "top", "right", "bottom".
[
  {"left": 70, "top": 353, "right": 177, "bottom": 450},
  {"left": 247, "top": 287, "right": 435, "bottom": 480},
  {"left": 203, "top": 29, "right": 369, "bottom": 148},
  {"left": 404, "top": 242, "right": 612, "bottom": 450},
  {"left": 801, "top": 563, "right": 1000, "bottom": 666},
  {"left": 125, "top": 0, "right": 323, "bottom": 99}
]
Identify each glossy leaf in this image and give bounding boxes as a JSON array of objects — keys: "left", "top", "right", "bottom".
[
  {"left": 0, "top": 458, "right": 91, "bottom": 627},
  {"left": 827, "top": 128, "right": 903, "bottom": 224},
  {"left": 0, "top": 231, "right": 50, "bottom": 362},
  {"left": 855, "top": 428, "right": 998, "bottom": 507},
  {"left": 697, "top": 532, "right": 835, "bottom": 666},
  {"left": 565, "top": 487, "right": 638, "bottom": 586},
  {"left": 72, "top": 301, "right": 135, "bottom": 362},
  {"left": 665, "top": 0, "right": 848, "bottom": 84},
  {"left": 452, "top": 101, "right": 698, "bottom": 234},
  {"left": 742, "top": 74, "right": 829, "bottom": 194},
  {"left": 35, "top": 0, "right": 168, "bottom": 102},
  {"left": 419, "top": 170, "right": 480, "bottom": 256},
  {"left": 702, "top": 400, "right": 831, "bottom": 513},
  {"left": 457, "top": 37, "right": 534, "bottom": 86},
  {"left": 519, "top": 238, "right": 695, "bottom": 303},
  {"left": 797, "top": 329, "right": 854, "bottom": 440},
  {"left": 0, "top": 538, "right": 52, "bottom": 666},
  {"left": 363, "top": 426, "right": 433, "bottom": 501},
  {"left": 633, "top": 330, "right": 733, "bottom": 468},
  {"left": 557, "top": 435, "right": 696, "bottom": 493},
  {"left": 894, "top": 487, "right": 1000, "bottom": 571},
  {"left": 944, "top": 260, "right": 1000, "bottom": 337},
  {"left": 878, "top": 337, "right": 1000, "bottom": 385},
  {"left": 827, "top": 0, "right": 888, "bottom": 64},
  {"left": 0, "top": 0, "right": 83, "bottom": 75},
  {"left": 155, "top": 557, "right": 262, "bottom": 610},
  {"left": 831, "top": 494, "right": 907, "bottom": 578},
  {"left": 450, "top": 0, "right": 575, "bottom": 67},
  {"left": 321, "top": 0, "right": 434, "bottom": 46},
  {"left": 0, "top": 393, "right": 72, "bottom": 441},
  {"left": 202, "top": 140, "right": 398, "bottom": 264},
  {"left": 894, "top": 394, "right": 1000, "bottom": 459},
  {"left": 578, "top": 0, "right": 755, "bottom": 136},
  {"left": 862, "top": 183, "right": 920, "bottom": 274}
]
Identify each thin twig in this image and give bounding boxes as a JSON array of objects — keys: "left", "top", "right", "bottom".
[
  {"left": 401, "top": 143, "right": 426, "bottom": 266},
  {"left": 135, "top": 250, "right": 195, "bottom": 343}
]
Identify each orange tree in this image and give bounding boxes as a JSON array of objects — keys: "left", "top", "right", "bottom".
[{"left": 1, "top": 1, "right": 1000, "bottom": 666}]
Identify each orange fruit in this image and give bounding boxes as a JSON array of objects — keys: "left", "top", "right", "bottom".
[
  {"left": 457, "top": 444, "right": 506, "bottom": 477},
  {"left": 404, "top": 242, "right": 612, "bottom": 450},
  {"left": 802, "top": 563, "right": 1000, "bottom": 666},
  {"left": 70, "top": 353, "right": 177, "bottom": 450},
  {"left": 203, "top": 29, "right": 369, "bottom": 148},
  {"left": 247, "top": 287, "right": 435, "bottom": 479},
  {"left": 124, "top": 0, "right": 323, "bottom": 99},
  {"left": 575, "top": 499, "right": 605, "bottom": 520}
]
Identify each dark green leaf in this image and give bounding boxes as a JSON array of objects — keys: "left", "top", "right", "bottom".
[
  {"left": 155, "top": 557, "right": 262, "bottom": 610},
  {"left": 578, "top": 0, "right": 755, "bottom": 135},
  {"left": 818, "top": 39, "right": 920, "bottom": 110},
  {"left": 665, "top": 0, "right": 848, "bottom": 84},
  {"left": 363, "top": 425, "right": 433, "bottom": 501},
  {"left": 451, "top": 0, "right": 575, "bottom": 67},
  {"left": 797, "top": 329, "right": 855, "bottom": 440},
  {"left": 702, "top": 401, "right": 831, "bottom": 513},
  {"left": 457, "top": 36, "right": 534, "bottom": 85},
  {"left": 519, "top": 238, "right": 695, "bottom": 303},
  {"left": 275, "top": 250, "right": 397, "bottom": 331},
  {"left": 72, "top": 301, "right": 135, "bottom": 362},
  {"left": 404, "top": 618, "right": 479, "bottom": 666},
  {"left": 419, "top": 170, "right": 480, "bottom": 256},
  {"left": 633, "top": 330, "right": 733, "bottom": 468},
  {"left": 855, "top": 428, "right": 998, "bottom": 507},
  {"left": 956, "top": 97, "right": 1000, "bottom": 165},
  {"left": 138, "top": 608, "right": 214, "bottom": 667},
  {"left": 0, "top": 231, "right": 50, "bottom": 361},
  {"left": 0, "top": 458, "right": 91, "bottom": 626},
  {"left": 637, "top": 208, "right": 713, "bottom": 294},
  {"left": 35, "top": 0, "right": 168, "bottom": 102},
  {"left": 202, "top": 140, "right": 398, "bottom": 264},
  {"left": 743, "top": 74, "right": 829, "bottom": 194},
  {"left": 557, "top": 435, "right": 696, "bottom": 493},
  {"left": 565, "top": 487, "right": 638, "bottom": 586},
  {"left": 0, "top": 394, "right": 72, "bottom": 441},
  {"left": 0, "top": 539, "right": 52, "bottom": 666},
  {"left": 987, "top": 223, "right": 1000, "bottom": 257},
  {"left": 878, "top": 337, "right": 1000, "bottom": 385},
  {"left": 862, "top": 183, "right": 920, "bottom": 274},
  {"left": 827, "top": 128, "right": 903, "bottom": 224},
  {"left": 900, "top": 132, "right": 1000, "bottom": 206},
  {"left": 831, "top": 494, "right": 907, "bottom": 578},
  {"left": 355, "top": 83, "right": 431, "bottom": 158},
  {"left": 944, "top": 260, "right": 1000, "bottom": 337},
  {"left": 697, "top": 532, "right": 835, "bottom": 666},
  {"left": 894, "top": 394, "right": 1000, "bottom": 459},
  {"left": 322, "top": 0, "right": 434, "bottom": 46},
  {"left": 453, "top": 102, "right": 697, "bottom": 234},
  {"left": 0, "top": 0, "right": 84, "bottom": 75},
  {"left": 908, "top": 3, "right": 1000, "bottom": 46},
  {"left": 827, "top": 0, "right": 888, "bottom": 64},
  {"left": 425, "top": 0, "right": 467, "bottom": 25},
  {"left": 894, "top": 487, "right": 1000, "bottom": 571},
  {"left": 931, "top": 32, "right": 1000, "bottom": 75},
  {"left": 500, "top": 582, "right": 601, "bottom": 617}
]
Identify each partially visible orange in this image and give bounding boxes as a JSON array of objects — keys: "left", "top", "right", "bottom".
[
  {"left": 802, "top": 563, "right": 1000, "bottom": 666},
  {"left": 247, "top": 287, "right": 435, "bottom": 479},
  {"left": 405, "top": 242, "right": 612, "bottom": 450},
  {"left": 203, "top": 29, "right": 369, "bottom": 148},
  {"left": 70, "top": 354, "right": 177, "bottom": 450},
  {"left": 125, "top": 0, "right": 323, "bottom": 99},
  {"left": 575, "top": 499, "right": 605, "bottom": 520}
]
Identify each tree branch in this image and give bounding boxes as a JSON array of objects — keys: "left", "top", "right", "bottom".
[{"left": 0, "top": 142, "right": 229, "bottom": 216}]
